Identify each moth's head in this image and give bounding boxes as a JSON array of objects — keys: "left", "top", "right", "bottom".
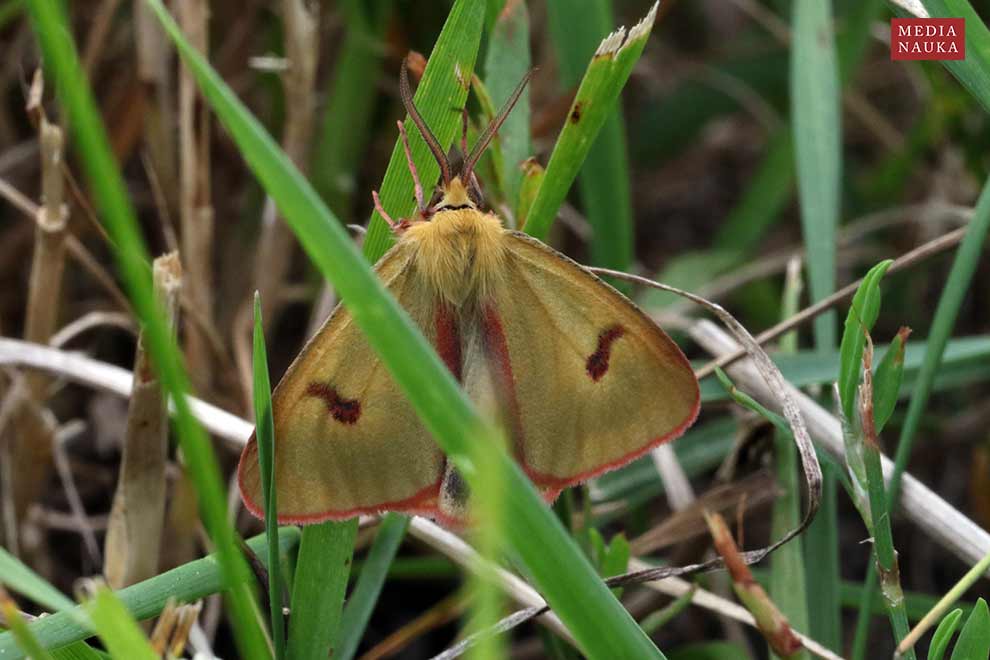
[{"left": 399, "top": 57, "right": 532, "bottom": 216}]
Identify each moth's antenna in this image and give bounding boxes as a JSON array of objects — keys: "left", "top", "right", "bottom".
[
  {"left": 399, "top": 57, "right": 451, "bottom": 186},
  {"left": 462, "top": 68, "right": 534, "bottom": 182}
]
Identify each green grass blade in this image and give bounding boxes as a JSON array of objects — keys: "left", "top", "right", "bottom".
[
  {"left": 147, "top": 1, "right": 667, "bottom": 656},
  {"left": 887, "top": 172, "right": 990, "bottom": 526},
  {"left": 0, "top": 548, "right": 75, "bottom": 613},
  {"left": 1, "top": 597, "right": 55, "bottom": 660},
  {"left": 768, "top": 267, "right": 809, "bottom": 660},
  {"left": 311, "top": 0, "right": 393, "bottom": 216},
  {"left": 287, "top": 520, "right": 358, "bottom": 660},
  {"left": 792, "top": 0, "right": 841, "bottom": 351},
  {"left": 950, "top": 598, "right": 990, "bottom": 660},
  {"left": 483, "top": 0, "right": 531, "bottom": 206},
  {"left": 23, "top": 3, "right": 268, "bottom": 657},
  {"left": 792, "top": 0, "right": 842, "bottom": 650},
  {"left": 713, "top": 128, "right": 794, "bottom": 254},
  {"left": 337, "top": 514, "right": 411, "bottom": 660},
  {"left": 0, "top": 531, "right": 300, "bottom": 659},
  {"left": 837, "top": 260, "right": 894, "bottom": 422},
  {"left": 547, "top": 0, "right": 632, "bottom": 277},
  {"left": 912, "top": 0, "right": 990, "bottom": 113},
  {"left": 523, "top": 3, "right": 656, "bottom": 244},
  {"left": 930, "top": 609, "right": 964, "bottom": 660},
  {"left": 872, "top": 328, "right": 909, "bottom": 434},
  {"left": 803, "top": 472, "right": 841, "bottom": 652},
  {"left": 361, "top": 2, "right": 486, "bottom": 262},
  {"left": 868, "top": 172, "right": 990, "bottom": 660},
  {"left": 697, "top": 336, "right": 990, "bottom": 403},
  {"left": 83, "top": 588, "right": 157, "bottom": 660},
  {"left": 303, "top": 5, "right": 488, "bottom": 656},
  {"left": 253, "top": 293, "right": 284, "bottom": 660}
]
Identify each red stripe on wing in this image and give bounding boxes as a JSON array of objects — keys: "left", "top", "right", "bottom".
[
  {"left": 435, "top": 301, "right": 462, "bottom": 380},
  {"left": 479, "top": 304, "right": 527, "bottom": 460}
]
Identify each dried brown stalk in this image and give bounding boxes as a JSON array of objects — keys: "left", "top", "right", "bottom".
[
  {"left": 629, "top": 471, "right": 778, "bottom": 556},
  {"left": 690, "top": 319, "right": 990, "bottom": 570},
  {"left": 104, "top": 253, "right": 182, "bottom": 588},
  {"left": 178, "top": 0, "right": 215, "bottom": 392},
  {"left": 135, "top": 0, "right": 179, "bottom": 214},
  {"left": 696, "top": 225, "right": 967, "bottom": 379},
  {"left": 706, "top": 511, "right": 803, "bottom": 657},
  {"left": 360, "top": 593, "right": 466, "bottom": 660},
  {"left": 82, "top": 0, "right": 124, "bottom": 76},
  {"left": 6, "top": 114, "right": 69, "bottom": 537},
  {"left": 252, "top": 0, "right": 320, "bottom": 327}
]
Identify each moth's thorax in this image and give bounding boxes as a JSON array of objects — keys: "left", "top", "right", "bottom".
[{"left": 400, "top": 205, "right": 507, "bottom": 306}]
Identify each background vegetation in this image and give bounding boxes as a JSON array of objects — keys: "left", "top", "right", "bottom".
[{"left": 0, "top": 0, "right": 988, "bottom": 658}]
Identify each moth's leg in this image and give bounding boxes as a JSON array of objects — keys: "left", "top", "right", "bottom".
[
  {"left": 372, "top": 191, "right": 400, "bottom": 231},
  {"left": 396, "top": 120, "right": 425, "bottom": 211}
]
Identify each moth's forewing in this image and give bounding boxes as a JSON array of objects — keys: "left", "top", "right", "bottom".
[{"left": 237, "top": 243, "right": 445, "bottom": 523}]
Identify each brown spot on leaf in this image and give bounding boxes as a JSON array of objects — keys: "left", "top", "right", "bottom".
[
  {"left": 569, "top": 102, "right": 583, "bottom": 124},
  {"left": 306, "top": 382, "right": 361, "bottom": 424},
  {"left": 586, "top": 325, "right": 625, "bottom": 381}
]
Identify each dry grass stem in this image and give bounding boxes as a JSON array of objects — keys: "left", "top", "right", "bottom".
[
  {"left": 49, "top": 311, "right": 136, "bottom": 348},
  {"left": 135, "top": 0, "right": 179, "bottom": 214},
  {"left": 655, "top": 202, "right": 971, "bottom": 324},
  {"left": 629, "top": 471, "right": 778, "bottom": 556},
  {"left": 649, "top": 444, "right": 696, "bottom": 511},
  {"left": 362, "top": 593, "right": 466, "bottom": 660},
  {"left": 705, "top": 511, "right": 803, "bottom": 657},
  {"left": 52, "top": 420, "right": 101, "bottom": 566},
  {"left": 628, "top": 558, "right": 843, "bottom": 660},
  {"left": 690, "top": 319, "right": 990, "bottom": 571},
  {"left": 251, "top": 0, "right": 321, "bottom": 329},
  {"left": 104, "top": 253, "right": 182, "bottom": 588},
  {"left": 178, "top": 0, "right": 215, "bottom": 392},
  {"left": 82, "top": 0, "right": 123, "bottom": 75},
  {"left": 406, "top": 517, "right": 577, "bottom": 646},
  {"left": 5, "top": 113, "right": 69, "bottom": 543},
  {"left": 0, "top": 338, "right": 250, "bottom": 449},
  {"left": 695, "top": 226, "right": 968, "bottom": 379}
]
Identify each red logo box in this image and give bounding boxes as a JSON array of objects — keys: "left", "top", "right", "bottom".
[{"left": 891, "top": 18, "right": 965, "bottom": 61}]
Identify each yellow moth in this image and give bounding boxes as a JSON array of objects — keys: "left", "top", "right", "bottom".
[{"left": 238, "top": 61, "right": 700, "bottom": 528}]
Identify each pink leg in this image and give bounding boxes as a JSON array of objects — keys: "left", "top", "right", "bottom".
[
  {"left": 397, "top": 120, "right": 425, "bottom": 210},
  {"left": 372, "top": 190, "right": 397, "bottom": 230}
]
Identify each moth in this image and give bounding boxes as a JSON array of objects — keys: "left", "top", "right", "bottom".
[{"left": 238, "top": 62, "right": 700, "bottom": 528}]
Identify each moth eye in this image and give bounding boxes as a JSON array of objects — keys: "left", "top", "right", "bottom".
[
  {"left": 306, "top": 382, "right": 362, "bottom": 424},
  {"left": 585, "top": 325, "right": 626, "bottom": 382}
]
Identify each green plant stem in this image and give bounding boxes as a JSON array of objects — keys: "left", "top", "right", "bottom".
[
  {"left": 252, "top": 294, "right": 284, "bottom": 660},
  {"left": 861, "top": 440, "right": 914, "bottom": 658},
  {"left": 0, "top": 531, "right": 300, "bottom": 658},
  {"left": 769, "top": 262, "right": 810, "bottom": 660},
  {"left": 287, "top": 520, "right": 358, "bottom": 660},
  {"left": 336, "top": 514, "right": 411, "bottom": 660},
  {"left": 854, "top": 169, "right": 990, "bottom": 660},
  {"left": 546, "top": 0, "right": 632, "bottom": 287}
]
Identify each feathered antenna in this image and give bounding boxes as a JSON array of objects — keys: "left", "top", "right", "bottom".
[
  {"left": 461, "top": 69, "right": 534, "bottom": 183},
  {"left": 399, "top": 57, "right": 452, "bottom": 186}
]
